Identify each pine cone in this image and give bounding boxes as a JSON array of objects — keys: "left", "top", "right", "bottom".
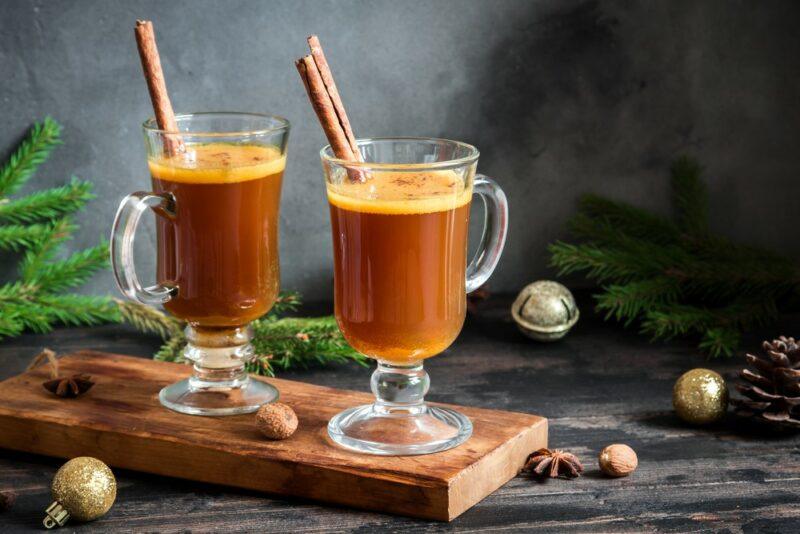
[{"left": 732, "top": 336, "right": 800, "bottom": 428}]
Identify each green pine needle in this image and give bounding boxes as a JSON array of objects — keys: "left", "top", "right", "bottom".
[
  {"left": 0, "top": 119, "right": 112, "bottom": 339},
  {"left": 0, "top": 222, "right": 54, "bottom": 251},
  {"left": 0, "top": 117, "right": 62, "bottom": 197},
  {"left": 115, "top": 299, "right": 183, "bottom": 340},
  {"left": 25, "top": 240, "right": 110, "bottom": 293},
  {"left": 19, "top": 217, "right": 78, "bottom": 281},
  {"left": 550, "top": 155, "right": 799, "bottom": 357},
  {"left": 138, "top": 292, "right": 367, "bottom": 377},
  {"left": 0, "top": 177, "right": 94, "bottom": 224}
]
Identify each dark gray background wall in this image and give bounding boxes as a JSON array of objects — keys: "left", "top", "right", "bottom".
[{"left": 2, "top": 0, "right": 799, "bottom": 300}]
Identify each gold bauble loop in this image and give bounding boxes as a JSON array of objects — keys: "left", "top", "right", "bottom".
[
  {"left": 672, "top": 368, "right": 729, "bottom": 425},
  {"left": 51, "top": 457, "right": 116, "bottom": 522}
]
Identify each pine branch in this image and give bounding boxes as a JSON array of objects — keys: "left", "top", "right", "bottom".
[
  {"left": 34, "top": 294, "right": 119, "bottom": 327},
  {"left": 154, "top": 334, "right": 187, "bottom": 362},
  {"left": 25, "top": 241, "right": 109, "bottom": 293},
  {"left": 575, "top": 194, "right": 681, "bottom": 244},
  {"left": 595, "top": 278, "right": 680, "bottom": 326},
  {"left": 266, "top": 290, "right": 301, "bottom": 317},
  {"left": 548, "top": 239, "right": 684, "bottom": 283},
  {"left": 0, "top": 118, "right": 115, "bottom": 339},
  {"left": 550, "top": 155, "right": 798, "bottom": 357},
  {"left": 115, "top": 299, "right": 183, "bottom": 339},
  {"left": 671, "top": 156, "right": 708, "bottom": 235},
  {"left": 19, "top": 217, "right": 77, "bottom": 280},
  {"left": 0, "top": 177, "right": 93, "bottom": 224},
  {"left": 640, "top": 298, "right": 778, "bottom": 354},
  {"left": 0, "top": 222, "right": 53, "bottom": 251},
  {"left": 0, "top": 312, "right": 24, "bottom": 338},
  {"left": 250, "top": 316, "right": 368, "bottom": 376},
  {"left": 134, "top": 292, "right": 366, "bottom": 376},
  {"left": 699, "top": 327, "right": 741, "bottom": 358},
  {"left": 0, "top": 117, "right": 62, "bottom": 197}
]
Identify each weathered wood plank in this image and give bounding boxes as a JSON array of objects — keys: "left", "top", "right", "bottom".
[{"left": 0, "top": 351, "right": 546, "bottom": 522}]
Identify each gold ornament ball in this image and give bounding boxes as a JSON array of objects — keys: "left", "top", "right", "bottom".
[
  {"left": 672, "top": 368, "right": 729, "bottom": 425},
  {"left": 51, "top": 457, "right": 116, "bottom": 522}
]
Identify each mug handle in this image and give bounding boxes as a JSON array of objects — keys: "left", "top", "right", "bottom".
[
  {"left": 466, "top": 174, "right": 509, "bottom": 293},
  {"left": 110, "top": 191, "right": 177, "bottom": 304}
]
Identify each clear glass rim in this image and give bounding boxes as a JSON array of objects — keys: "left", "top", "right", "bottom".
[
  {"left": 320, "top": 136, "right": 480, "bottom": 170},
  {"left": 142, "top": 111, "right": 291, "bottom": 138}
]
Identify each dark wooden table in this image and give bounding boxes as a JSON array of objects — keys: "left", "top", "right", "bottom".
[{"left": 1, "top": 297, "right": 799, "bottom": 532}]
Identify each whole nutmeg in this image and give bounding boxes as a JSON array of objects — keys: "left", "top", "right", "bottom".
[
  {"left": 255, "top": 402, "right": 298, "bottom": 440},
  {"left": 598, "top": 444, "right": 638, "bottom": 477}
]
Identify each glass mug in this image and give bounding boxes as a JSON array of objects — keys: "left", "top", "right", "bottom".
[
  {"left": 323, "top": 138, "right": 508, "bottom": 454},
  {"left": 111, "top": 112, "right": 290, "bottom": 416}
]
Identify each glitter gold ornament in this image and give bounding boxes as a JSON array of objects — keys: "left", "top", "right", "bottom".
[
  {"left": 673, "top": 368, "right": 729, "bottom": 425},
  {"left": 43, "top": 457, "right": 116, "bottom": 528},
  {"left": 511, "top": 280, "right": 579, "bottom": 341}
]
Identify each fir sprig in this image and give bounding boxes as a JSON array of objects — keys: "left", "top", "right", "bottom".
[
  {"left": 549, "top": 156, "right": 800, "bottom": 357},
  {"left": 130, "top": 292, "right": 366, "bottom": 376},
  {"left": 0, "top": 118, "right": 116, "bottom": 338},
  {"left": 0, "top": 117, "right": 62, "bottom": 197}
]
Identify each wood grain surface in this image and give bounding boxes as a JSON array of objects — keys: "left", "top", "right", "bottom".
[
  {"left": 0, "top": 351, "right": 546, "bottom": 522},
  {"left": 0, "top": 295, "right": 798, "bottom": 532}
]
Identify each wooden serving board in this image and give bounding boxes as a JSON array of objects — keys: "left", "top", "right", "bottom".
[{"left": 0, "top": 351, "right": 547, "bottom": 521}]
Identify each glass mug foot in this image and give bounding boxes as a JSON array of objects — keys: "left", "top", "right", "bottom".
[
  {"left": 158, "top": 325, "right": 279, "bottom": 416},
  {"left": 328, "top": 361, "right": 472, "bottom": 455}
]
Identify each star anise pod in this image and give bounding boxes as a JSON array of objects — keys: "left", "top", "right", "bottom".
[
  {"left": 42, "top": 374, "right": 94, "bottom": 398},
  {"left": 523, "top": 448, "right": 584, "bottom": 479}
]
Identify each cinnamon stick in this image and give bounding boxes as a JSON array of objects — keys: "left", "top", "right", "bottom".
[
  {"left": 134, "top": 20, "right": 184, "bottom": 155},
  {"left": 295, "top": 36, "right": 365, "bottom": 182},
  {"left": 307, "top": 35, "right": 361, "bottom": 161},
  {"left": 295, "top": 56, "right": 355, "bottom": 162}
]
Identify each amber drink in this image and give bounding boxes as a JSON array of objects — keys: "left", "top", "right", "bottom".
[
  {"left": 111, "top": 113, "right": 290, "bottom": 416},
  {"left": 323, "top": 138, "right": 508, "bottom": 455},
  {"left": 329, "top": 170, "right": 471, "bottom": 363},
  {"left": 149, "top": 144, "right": 284, "bottom": 327}
]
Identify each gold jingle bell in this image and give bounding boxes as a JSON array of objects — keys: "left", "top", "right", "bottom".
[
  {"left": 43, "top": 457, "right": 116, "bottom": 528},
  {"left": 673, "top": 368, "right": 729, "bottom": 425},
  {"left": 511, "top": 280, "right": 579, "bottom": 341}
]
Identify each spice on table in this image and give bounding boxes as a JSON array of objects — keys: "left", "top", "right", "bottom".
[
  {"left": 28, "top": 348, "right": 95, "bottom": 398},
  {"left": 255, "top": 402, "right": 298, "bottom": 440},
  {"left": 523, "top": 448, "right": 584, "bottom": 479},
  {"left": 43, "top": 374, "right": 95, "bottom": 398},
  {"left": 598, "top": 444, "right": 638, "bottom": 477}
]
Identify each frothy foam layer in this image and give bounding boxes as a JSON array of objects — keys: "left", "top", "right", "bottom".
[
  {"left": 148, "top": 143, "right": 286, "bottom": 184},
  {"left": 327, "top": 170, "right": 472, "bottom": 214}
]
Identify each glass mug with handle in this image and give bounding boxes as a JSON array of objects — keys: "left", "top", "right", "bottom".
[
  {"left": 111, "top": 112, "right": 290, "bottom": 416},
  {"left": 323, "top": 137, "right": 508, "bottom": 455}
]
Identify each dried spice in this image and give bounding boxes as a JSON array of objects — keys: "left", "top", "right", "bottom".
[
  {"left": 43, "top": 374, "right": 94, "bottom": 398},
  {"left": 523, "top": 448, "right": 584, "bottom": 479},
  {"left": 598, "top": 444, "right": 638, "bottom": 477},
  {"left": 255, "top": 403, "right": 298, "bottom": 440}
]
